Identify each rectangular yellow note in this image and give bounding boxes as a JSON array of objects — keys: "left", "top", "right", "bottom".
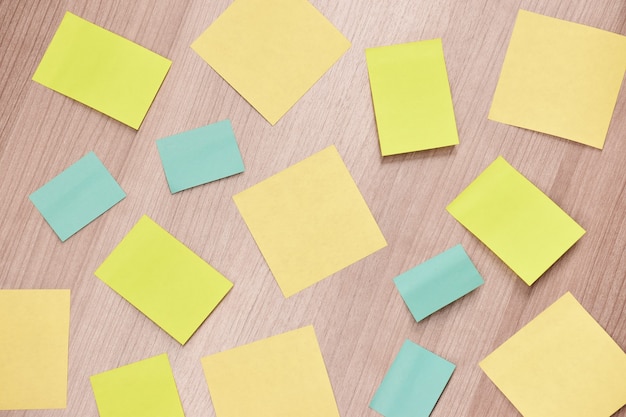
[
  {"left": 0, "top": 289, "right": 70, "bottom": 410},
  {"left": 489, "top": 10, "right": 626, "bottom": 148},
  {"left": 446, "top": 156, "right": 585, "bottom": 285},
  {"left": 201, "top": 326, "right": 340, "bottom": 417},
  {"left": 480, "top": 292, "right": 626, "bottom": 417},
  {"left": 233, "top": 145, "right": 387, "bottom": 297},
  {"left": 366, "top": 39, "right": 459, "bottom": 156},
  {"left": 33, "top": 12, "right": 171, "bottom": 129}
]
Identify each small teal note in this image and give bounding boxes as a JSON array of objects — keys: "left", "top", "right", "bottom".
[
  {"left": 370, "top": 340, "right": 455, "bottom": 417},
  {"left": 393, "top": 244, "right": 483, "bottom": 322},
  {"left": 156, "top": 119, "right": 244, "bottom": 193},
  {"left": 29, "top": 152, "right": 126, "bottom": 241}
]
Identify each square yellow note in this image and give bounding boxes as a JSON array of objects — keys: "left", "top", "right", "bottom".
[
  {"left": 446, "top": 156, "right": 585, "bottom": 285},
  {"left": 480, "top": 292, "right": 626, "bottom": 417},
  {"left": 32, "top": 12, "right": 171, "bottom": 129},
  {"left": 489, "top": 10, "right": 626, "bottom": 148},
  {"left": 191, "top": 0, "right": 350, "bottom": 125},
  {"left": 95, "top": 215, "right": 233, "bottom": 344},
  {"left": 366, "top": 39, "right": 459, "bottom": 156},
  {"left": 233, "top": 145, "right": 387, "bottom": 297},
  {"left": 201, "top": 325, "right": 340, "bottom": 417},
  {"left": 0, "top": 289, "right": 70, "bottom": 410}
]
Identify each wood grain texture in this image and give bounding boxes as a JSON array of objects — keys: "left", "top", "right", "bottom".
[{"left": 0, "top": 0, "right": 625, "bottom": 416}]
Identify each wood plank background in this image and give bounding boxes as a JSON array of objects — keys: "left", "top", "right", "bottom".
[{"left": 1, "top": 0, "right": 625, "bottom": 416}]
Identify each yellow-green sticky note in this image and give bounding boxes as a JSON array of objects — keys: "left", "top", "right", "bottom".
[
  {"left": 0, "top": 289, "right": 70, "bottom": 410},
  {"left": 446, "top": 156, "right": 585, "bottom": 285},
  {"left": 480, "top": 292, "right": 626, "bottom": 417},
  {"left": 233, "top": 145, "right": 387, "bottom": 297},
  {"left": 95, "top": 215, "right": 233, "bottom": 344},
  {"left": 365, "top": 39, "right": 459, "bottom": 156},
  {"left": 201, "top": 325, "right": 340, "bottom": 417},
  {"left": 489, "top": 10, "right": 626, "bottom": 148},
  {"left": 90, "top": 354, "right": 185, "bottom": 417},
  {"left": 32, "top": 12, "right": 171, "bottom": 129},
  {"left": 191, "top": 0, "right": 350, "bottom": 125}
]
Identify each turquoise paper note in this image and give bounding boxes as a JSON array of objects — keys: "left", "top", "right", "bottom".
[
  {"left": 29, "top": 152, "right": 126, "bottom": 241},
  {"left": 370, "top": 340, "right": 455, "bottom": 417},
  {"left": 393, "top": 244, "right": 483, "bottom": 322},
  {"left": 156, "top": 119, "right": 244, "bottom": 193}
]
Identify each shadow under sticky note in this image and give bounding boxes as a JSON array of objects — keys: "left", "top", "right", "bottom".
[
  {"left": 156, "top": 119, "right": 244, "bottom": 193},
  {"left": 201, "top": 325, "right": 340, "bottom": 417},
  {"left": 366, "top": 38, "right": 459, "bottom": 156},
  {"left": 489, "top": 10, "right": 626, "bottom": 148},
  {"left": 191, "top": 0, "right": 350, "bottom": 125},
  {"left": 90, "top": 354, "right": 185, "bottom": 417},
  {"left": 29, "top": 151, "right": 126, "bottom": 241},
  {"left": 0, "top": 289, "right": 70, "bottom": 410},
  {"left": 370, "top": 340, "right": 455, "bottom": 417},
  {"left": 393, "top": 244, "right": 483, "bottom": 322},
  {"left": 480, "top": 292, "right": 626, "bottom": 417},
  {"left": 32, "top": 12, "right": 171, "bottom": 129},
  {"left": 94, "top": 215, "right": 233, "bottom": 344},
  {"left": 233, "top": 145, "right": 387, "bottom": 297},
  {"left": 446, "top": 156, "right": 585, "bottom": 285}
]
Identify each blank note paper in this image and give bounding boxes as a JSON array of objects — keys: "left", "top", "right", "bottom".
[
  {"left": 233, "top": 145, "right": 387, "bottom": 297},
  {"left": 191, "top": 0, "right": 351, "bottom": 125},
  {"left": 32, "top": 12, "right": 171, "bottom": 129},
  {"left": 366, "top": 39, "right": 459, "bottom": 156},
  {"left": 393, "top": 244, "right": 483, "bottom": 322},
  {"left": 29, "top": 152, "right": 126, "bottom": 241},
  {"left": 446, "top": 156, "right": 585, "bottom": 285},
  {"left": 90, "top": 354, "right": 185, "bottom": 417},
  {"left": 156, "top": 119, "right": 244, "bottom": 193},
  {"left": 480, "top": 292, "right": 626, "bottom": 417},
  {"left": 95, "top": 215, "right": 233, "bottom": 344},
  {"left": 201, "top": 325, "right": 339, "bottom": 417},
  {"left": 0, "top": 289, "right": 70, "bottom": 410},
  {"left": 370, "top": 340, "right": 455, "bottom": 417},
  {"left": 489, "top": 10, "right": 626, "bottom": 148}
]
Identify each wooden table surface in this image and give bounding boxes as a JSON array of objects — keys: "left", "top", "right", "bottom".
[{"left": 1, "top": 0, "right": 625, "bottom": 416}]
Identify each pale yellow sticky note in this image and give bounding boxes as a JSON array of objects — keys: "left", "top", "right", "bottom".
[
  {"left": 201, "top": 325, "right": 340, "bottom": 417},
  {"left": 233, "top": 145, "right": 387, "bottom": 297},
  {"left": 366, "top": 39, "right": 459, "bottom": 156},
  {"left": 32, "top": 12, "right": 171, "bottom": 129},
  {"left": 480, "top": 292, "right": 626, "bottom": 417},
  {"left": 0, "top": 289, "right": 70, "bottom": 410},
  {"left": 446, "top": 156, "right": 585, "bottom": 285},
  {"left": 191, "top": 0, "right": 351, "bottom": 125},
  {"left": 489, "top": 10, "right": 626, "bottom": 148},
  {"left": 95, "top": 215, "right": 233, "bottom": 344}
]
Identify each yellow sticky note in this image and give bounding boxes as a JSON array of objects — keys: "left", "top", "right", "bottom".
[
  {"left": 95, "top": 215, "right": 233, "bottom": 344},
  {"left": 233, "top": 145, "right": 387, "bottom": 297},
  {"left": 201, "top": 325, "right": 340, "bottom": 417},
  {"left": 446, "top": 156, "right": 585, "bottom": 285},
  {"left": 480, "top": 292, "right": 626, "bottom": 417},
  {"left": 366, "top": 39, "right": 459, "bottom": 156},
  {"left": 489, "top": 10, "right": 626, "bottom": 148},
  {"left": 0, "top": 289, "right": 70, "bottom": 410},
  {"left": 32, "top": 12, "right": 171, "bottom": 129},
  {"left": 191, "top": 0, "right": 350, "bottom": 125}
]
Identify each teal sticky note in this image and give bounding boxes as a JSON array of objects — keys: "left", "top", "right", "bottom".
[
  {"left": 370, "top": 340, "right": 455, "bottom": 417},
  {"left": 393, "top": 244, "right": 483, "bottom": 322},
  {"left": 29, "top": 152, "right": 126, "bottom": 241},
  {"left": 156, "top": 119, "right": 244, "bottom": 193}
]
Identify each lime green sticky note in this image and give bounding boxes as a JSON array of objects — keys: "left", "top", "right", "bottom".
[
  {"left": 32, "top": 12, "right": 171, "bottom": 129},
  {"left": 94, "top": 215, "right": 233, "bottom": 344},
  {"left": 90, "top": 354, "right": 185, "bottom": 417},
  {"left": 365, "top": 39, "right": 459, "bottom": 156},
  {"left": 370, "top": 340, "right": 455, "bottom": 417},
  {"left": 446, "top": 156, "right": 585, "bottom": 285}
]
